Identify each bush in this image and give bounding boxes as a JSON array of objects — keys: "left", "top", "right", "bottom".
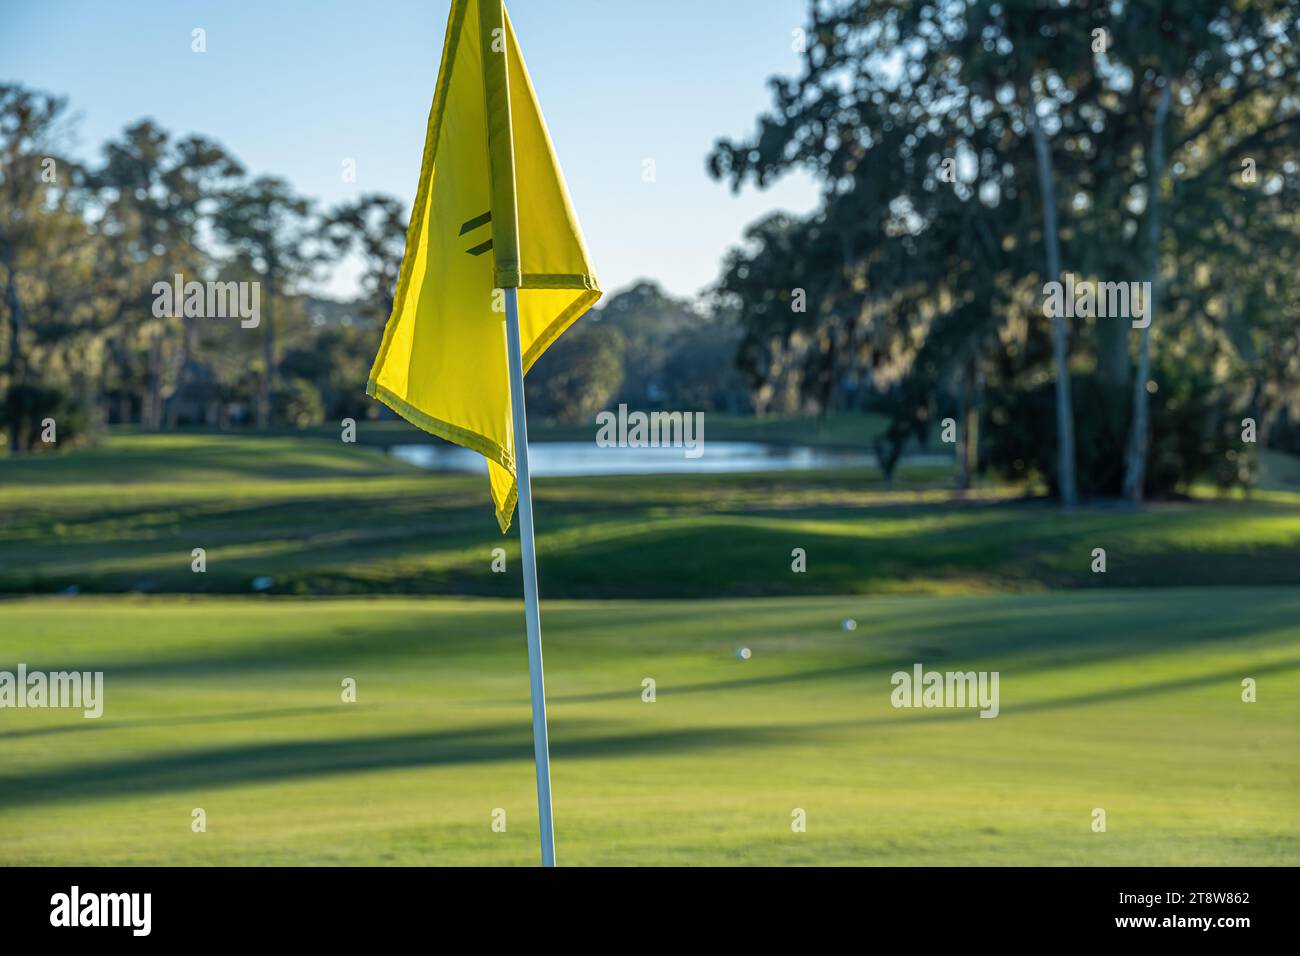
[
  {"left": 984, "top": 359, "right": 1251, "bottom": 499},
  {"left": 526, "top": 324, "right": 625, "bottom": 423},
  {"left": 272, "top": 378, "right": 325, "bottom": 428},
  {"left": 1, "top": 382, "right": 91, "bottom": 452}
]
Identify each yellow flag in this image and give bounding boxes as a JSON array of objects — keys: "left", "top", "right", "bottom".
[{"left": 367, "top": 0, "right": 600, "bottom": 532}]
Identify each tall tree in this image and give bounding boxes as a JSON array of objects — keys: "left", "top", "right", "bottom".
[
  {"left": 1026, "top": 90, "right": 1078, "bottom": 507},
  {"left": 212, "top": 176, "right": 316, "bottom": 427},
  {"left": 713, "top": 0, "right": 1299, "bottom": 500},
  {"left": 93, "top": 121, "right": 243, "bottom": 428},
  {"left": 321, "top": 194, "right": 407, "bottom": 323},
  {"left": 1122, "top": 81, "right": 1172, "bottom": 502},
  {"left": 709, "top": 0, "right": 1087, "bottom": 497},
  {"left": 0, "top": 85, "right": 87, "bottom": 451}
]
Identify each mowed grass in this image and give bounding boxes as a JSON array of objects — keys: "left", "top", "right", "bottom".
[
  {"left": 3, "top": 432, "right": 1300, "bottom": 596},
  {"left": 2, "top": 431, "right": 1296, "bottom": 865},
  {"left": 1, "top": 590, "right": 1296, "bottom": 866}
]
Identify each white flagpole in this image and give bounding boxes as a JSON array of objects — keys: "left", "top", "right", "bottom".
[{"left": 503, "top": 285, "right": 557, "bottom": 867}]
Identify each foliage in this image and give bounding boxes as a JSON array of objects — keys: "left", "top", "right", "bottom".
[
  {"left": 272, "top": 378, "right": 326, "bottom": 428},
  {"left": 0, "top": 382, "right": 89, "bottom": 452},
  {"left": 709, "top": 0, "right": 1300, "bottom": 497},
  {"left": 985, "top": 359, "right": 1253, "bottom": 498},
  {"left": 322, "top": 194, "right": 407, "bottom": 323},
  {"left": 527, "top": 281, "right": 751, "bottom": 423},
  {"left": 0, "top": 84, "right": 402, "bottom": 442},
  {"left": 525, "top": 323, "right": 625, "bottom": 423}
]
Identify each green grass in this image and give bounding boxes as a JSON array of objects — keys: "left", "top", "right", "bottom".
[
  {"left": 1, "top": 590, "right": 1295, "bottom": 865},
  {"left": 2, "top": 432, "right": 1300, "bottom": 597},
  {"left": 2, "top": 433, "right": 1296, "bottom": 865}
]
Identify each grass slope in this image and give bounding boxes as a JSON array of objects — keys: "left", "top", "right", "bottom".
[{"left": 2, "top": 434, "right": 1299, "bottom": 597}]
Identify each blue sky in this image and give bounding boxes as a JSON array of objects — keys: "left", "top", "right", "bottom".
[{"left": 0, "top": 0, "right": 821, "bottom": 301}]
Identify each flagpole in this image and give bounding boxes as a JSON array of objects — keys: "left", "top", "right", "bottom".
[{"left": 503, "top": 285, "right": 557, "bottom": 867}]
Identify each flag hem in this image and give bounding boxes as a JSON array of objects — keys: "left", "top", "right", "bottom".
[
  {"left": 366, "top": 376, "right": 516, "bottom": 475},
  {"left": 522, "top": 273, "right": 600, "bottom": 291},
  {"left": 366, "top": 376, "right": 519, "bottom": 532},
  {"left": 367, "top": 279, "right": 598, "bottom": 535},
  {"left": 521, "top": 286, "right": 602, "bottom": 373}
]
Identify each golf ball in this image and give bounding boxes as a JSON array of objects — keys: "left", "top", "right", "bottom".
[
  {"left": 736, "top": 647, "right": 752, "bottom": 660},
  {"left": 841, "top": 618, "right": 857, "bottom": 631}
]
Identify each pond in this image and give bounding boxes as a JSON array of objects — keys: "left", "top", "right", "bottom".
[{"left": 389, "top": 441, "right": 949, "bottom": 477}]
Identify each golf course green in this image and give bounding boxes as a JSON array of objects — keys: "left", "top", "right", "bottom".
[{"left": 1, "top": 431, "right": 1297, "bottom": 865}]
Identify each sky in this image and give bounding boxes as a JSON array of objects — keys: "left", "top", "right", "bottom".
[{"left": 0, "top": 0, "right": 822, "bottom": 302}]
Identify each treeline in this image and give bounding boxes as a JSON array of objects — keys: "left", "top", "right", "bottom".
[
  {"left": 528, "top": 280, "right": 750, "bottom": 422},
  {"left": 6, "top": 0, "right": 1299, "bottom": 512},
  {"left": 0, "top": 84, "right": 749, "bottom": 452},
  {"left": 0, "top": 85, "right": 406, "bottom": 448},
  {"left": 709, "top": 0, "right": 1300, "bottom": 502}
]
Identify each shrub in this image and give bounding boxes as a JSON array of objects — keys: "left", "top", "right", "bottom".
[
  {"left": 984, "top": 359, "right": 1250, "bottom": 499},
  {"left": 273, "top": 378, "right": 325, "bottom": 428},
  {"left": 1, "top": 382, "right": 90, "bottom": 452}
]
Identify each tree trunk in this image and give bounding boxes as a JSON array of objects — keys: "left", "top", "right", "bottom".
[
  {"left": 3, "top": 249, "right": 23, "bottom": 453},
  {"left": 1122, "top": 83, "right": 1173, "bottom": 504},
  {"left": 165, "top": 315, "right": 196, "bottom": 429},
  {"left": 1088, "top": 237, "right": 1130, "bottom": 388},
  {"left": 147, "top": 326, "right": 165, "bottom": 431},
  {"left": 258, "top": 275, "right": 276, "bottom": 429},
  {"left": 1096, "top": 320, "right": 1130, "bottom": 388},
  {"left": 954, "top": 361, "right": 981, "bottom": 492},
  {"left": 1028, "top": 94, "right": 1078, "bottom": 509},
  {"left": 955, "top": 374, "right": 970, "bottom": 492},
  {"left": 965, "top": 365, "right": 982, "bottom": 488}
]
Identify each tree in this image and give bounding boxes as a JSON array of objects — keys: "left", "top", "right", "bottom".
[
  {"left": 212, "top": 176, "right": 317, "bottom": 427},
  {"left": 709, "top": 0, "right": 1085, "bottom": 496},
  {"left": 591, "top": 281, "right": 706, "bottom": 409},
  {"left": 1122, "top": 82, "right": 1172, "bottom": 502},
  {"left": 1026, "top": 91, "right": 1078, "bottom": 507},
  {"left": 0, "top": 85, "right": 82, "bottom": 451},
  {"left": 92, "top": 121, "right": 244, "bottom": 429},
  {"left": 322, "top": 194, "right": 407, "bottom": 324},
  {"left": 711, "top": 0, "right": 1299, "bottom": 501},
  {"left": 1115, "top": 0, "right": 1300, "bottom": 500},
  {"left": 525, "top": 323, "right": 625, "bottom": 423}
]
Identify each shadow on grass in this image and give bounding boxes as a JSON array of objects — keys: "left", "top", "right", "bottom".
[
  {"left": 8, "top": 478, "right": 1300, "bottom": 597},
  {"left": 804, "top": 656, "right": 1300, "bottom": 731},
  {"left": 13, "top": 589, "right": 1297, "bottom": 696},
  {"left": 0, "top": 705, "right": 345, "bottom": 742},
  {"left": 6, "top": 657, "right": 1296, "bottom": 811},
  {"left": 0, "top": 720, "right": 792, "bottom": 810},
  {"left": 529, "top": 593, "right": 1300, "bottom": 705}
]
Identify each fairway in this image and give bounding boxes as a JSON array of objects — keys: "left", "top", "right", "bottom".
[
  {"left": 2, "top": 590, "right": 1296, "bottom": 866},
  {"left": 4, "top": 434, "right": 1300, "bottom": 599}
]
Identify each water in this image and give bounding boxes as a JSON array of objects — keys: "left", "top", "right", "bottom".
[{"left": 389, "top": 440, "right": 909, "bottom": 477}]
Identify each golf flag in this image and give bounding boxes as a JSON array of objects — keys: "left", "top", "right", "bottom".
[{"left": 368, "top": 0, "right": 601, "bottom": 532}]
